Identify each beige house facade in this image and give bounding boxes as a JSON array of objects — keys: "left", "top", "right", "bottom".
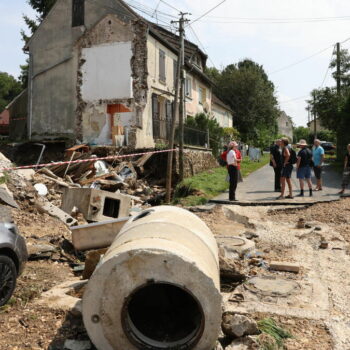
[
  {"left": 24, "top": 0, "right": 214, "bottom": 149},
  {"left": 277, "top": 111, "right": 293, "bottom": 140},
  {"left": 211, "top": 95, "right": 233, "bottom": 128}
]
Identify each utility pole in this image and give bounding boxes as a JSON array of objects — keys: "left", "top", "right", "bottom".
[
  {"left": 178, "top": 14, "right": 189, "bottom": 182},
  {"left": 165, "top": 13, "right": 189, "bottom": 203},
  {"left": 336, "top": 42, "right": 341, "bottom": 96},
  {"left": 313, "top": 93, "right": 317, "bottom": 139}
]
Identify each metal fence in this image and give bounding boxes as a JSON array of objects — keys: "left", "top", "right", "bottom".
[{"left": 152, "top": 119, "right": 211, "bottom": 148}]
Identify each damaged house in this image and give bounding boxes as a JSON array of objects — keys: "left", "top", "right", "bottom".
[{"left": 22, "top": 0, "right": 225, "bottom": 149}]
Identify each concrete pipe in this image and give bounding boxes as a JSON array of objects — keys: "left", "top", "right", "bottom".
[{"left": 83, "top": 205, "right": 222, "bottom": 350}]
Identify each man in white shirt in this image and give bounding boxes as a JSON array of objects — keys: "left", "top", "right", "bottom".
[{"left": 227, "top": 141, "right": 238, "bottom": 201}]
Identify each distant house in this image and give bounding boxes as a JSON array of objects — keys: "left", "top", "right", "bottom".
[
  {"left": 277, "top": 111, "right": 293, "bottom": 140},
  {"left": 307, "top": 118, "right": 326, "bottom": 133},
  {"left": 211, "top": 95, "right": 234, "bottom": 128},
  {"left": 21, "top": 0, "right": 216, "bottom": 148}
]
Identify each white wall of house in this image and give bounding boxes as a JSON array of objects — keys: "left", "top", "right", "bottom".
[
  {"left": 81, "top": 42, "right": 133, "bottom": 102},
  {"left": 211, "top": 104, "right": 233, "bottom": 128},
  {"left": 277, "top": 112, "right": 293, "bottom": 140},
  {"left": 186, "top": 74, "right": 212, "bottom": 117}
]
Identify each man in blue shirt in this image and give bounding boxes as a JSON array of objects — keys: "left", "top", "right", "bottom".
[{"left": 312, "top": 139, "right": 325, "bottom": 191}]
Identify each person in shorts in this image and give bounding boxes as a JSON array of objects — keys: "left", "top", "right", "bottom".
[
  {"left": 339, "top": 144, "right": 350, "bottom": 195},
  {"left": 312, "top": 139, "right": 325, "bottom": 191},
  {"left": 277, "top": 138, "right": 294, "bottom": 199},
  {"left": 296, "top": 139, "right": 313, "bottom": 197}
]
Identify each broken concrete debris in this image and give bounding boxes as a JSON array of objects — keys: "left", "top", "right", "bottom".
[
  {"left": 63, "top": 339, "right": 92, "bottom": 350},
  {"left": 35, "top": 197, "right": 78, "bottom": 227},
  {"left": 269, "top": 261, "right": 300, "bottom": 273},
  {"left": 27, "top": 243, "right": 57, "bottom": 260},
  {"left": 71, "top": 217, "right": 129, "bottom": 251},
  {"left": 222, "top": 313, "right": 259, "bottom": 338},
  {"left": 61, "top": 188, "right": 131, "bottom": 222}
]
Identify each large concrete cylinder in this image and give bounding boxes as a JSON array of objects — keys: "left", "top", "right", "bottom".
[{"left": 83, "top": 206, "right": 222, "bottom": 350}]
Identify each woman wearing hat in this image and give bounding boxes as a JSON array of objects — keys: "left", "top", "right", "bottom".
[
  {"left": 296, "top": 139, "right": 313, "bottom": 197},
  {"left": 339, "top": 144, "right": 350, "bottom": 195}
]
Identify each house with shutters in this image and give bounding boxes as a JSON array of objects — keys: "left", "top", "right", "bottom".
[{"left": 23, "top": 0, "right": 216, "bottom": 148}]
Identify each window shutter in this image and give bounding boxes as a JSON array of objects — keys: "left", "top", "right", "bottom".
[
  {"left": 173, "top": 59, "right": 177, "bottom": 88},
  {"left": 72, "top": 0, "right": 85, "bottom": 27},
  {"left": 159, "top": 50, "right": 166, "bottom": 83}
]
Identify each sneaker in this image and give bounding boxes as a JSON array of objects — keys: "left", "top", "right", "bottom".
[{"left": 296, "top": 193, "right": 304, "bottom": 197}]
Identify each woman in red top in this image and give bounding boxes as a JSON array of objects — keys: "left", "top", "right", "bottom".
[{"left": 234, "top": 143, "right": 243, "bottom": 182}]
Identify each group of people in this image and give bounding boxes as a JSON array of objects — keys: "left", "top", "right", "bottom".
[
  {"left": 270, "top": 138, "right": 350, "bottom": 199},
  {"left": 221, "top": 138, "right": 350, "bottom": 202},
  {"left": 270, "top": 138, "right": 324, "bottom": 199}
]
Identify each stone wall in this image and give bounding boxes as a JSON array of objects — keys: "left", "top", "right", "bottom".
[{"left": 175, "top": 147, "right": 219, "bottom": 178}]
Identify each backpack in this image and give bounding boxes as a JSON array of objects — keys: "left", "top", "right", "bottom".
[{"left": 289, "top": 148, "right": 297, "bottom": 165}]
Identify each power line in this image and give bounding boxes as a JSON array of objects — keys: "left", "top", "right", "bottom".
[
  {"left": 160, "top": 0, "right": 181, "bottom": 13},
  {"left": 195, "top": 16, "right": 350, "bottom": 24},
  {"left": 279, "top": 95, "right": 309, "bottom": 104},
  {"left": 187, "top": 25, "right": 218, "bottom": 68},
  {"left": 270, "top": 37, "right": 350, "bottom": 75},
  {"left": 152, "top": 0, "right": 161, "bottom": 18},
  {"left": 205, "top": 15, "right": 350, "bottom": 21},
  {"left": 269, "top": 45, "right": 335, "bottom": 75},
  {"left": 320, "top": 45, "right": 336, "bottom": 88},
  {"left": 189, "top": 0, "right": 227, "bottom": 26}
]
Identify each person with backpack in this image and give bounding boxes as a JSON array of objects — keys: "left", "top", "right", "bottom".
[
  {"left": 277, "top": 137, "right": 296, "bottom": 199},
  {"left": 296, "top": 139, "right": 313, "bottom": 197},
  {"left": 270, "top": 139, "right": 283, "bottom": 192}
]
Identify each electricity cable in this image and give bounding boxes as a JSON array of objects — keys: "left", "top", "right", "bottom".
[{"left": 189, "top": 0, "right": 227, "bottom": 26}]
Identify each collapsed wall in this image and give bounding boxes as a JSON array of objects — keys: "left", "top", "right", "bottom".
[{"left": 82, "top": 206, "right": 222, "bottom": 350}]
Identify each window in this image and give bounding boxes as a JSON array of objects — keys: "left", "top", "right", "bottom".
[
  {"left": 159, "top": 49, "right": 166, "bottom": 83},
  {"left": 173, "top": 59, "right": 178, "bottom": 88},
  {"left": 185, "top": 77, "right": 192, "bottom": 97},
  {"left": 199, "top": 86, "right": 206, "bottom": 104},
  {"left": 72, "top": 0, "right": 85, "bottom": 27}
]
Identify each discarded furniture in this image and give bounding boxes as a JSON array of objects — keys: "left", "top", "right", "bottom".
[
  {"left": 83, "top": 206, "right": 222, "bottom": 350},
  {"left": 61, "top": 188, "right": 131, "bottom": 222}
]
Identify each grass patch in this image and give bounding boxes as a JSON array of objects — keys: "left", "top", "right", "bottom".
[
  {"left": 0, "top": 171, "right": 10, "bottom": 185},
  {"left": 173, "top": 154, "right": 269, "bottom": 206},
  {"left": 257, "top": 318, "right": 293, "bottom": 350}
]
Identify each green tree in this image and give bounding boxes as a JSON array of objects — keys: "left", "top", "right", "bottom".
[
  {"left": 206, "top": 59, "right": 279, "bottom": 145},
  {"left": 0, "top": 72, "right": 22, "bottom": 111},
  {"left": 184, "top": 113, "right": 224, "bottom": 156},
  {"left": 307, "top": 47, "right": 350, "bottom": 158},
  {"left": 293, "top": 126, "right": 309, "bottom": 143},
  {"left": 330, "top": 49, "right": 350, "bottom": 87}
]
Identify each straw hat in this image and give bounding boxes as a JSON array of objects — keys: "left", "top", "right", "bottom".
[{"left": 297, "top": 139, "right": 308, "bottom": 146}]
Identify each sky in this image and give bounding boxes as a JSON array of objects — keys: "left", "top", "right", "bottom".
[{"left": 1, "top": 0, "right": 350, "bottom": 127}]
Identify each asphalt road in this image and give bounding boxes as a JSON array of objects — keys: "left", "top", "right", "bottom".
[{"left": 213, "top": 163, "right": 342, "bottom": 204}]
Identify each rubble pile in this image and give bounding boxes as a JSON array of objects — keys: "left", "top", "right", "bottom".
[{"left": 1, "top": 145, "right": 166, "bottom": 216}]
